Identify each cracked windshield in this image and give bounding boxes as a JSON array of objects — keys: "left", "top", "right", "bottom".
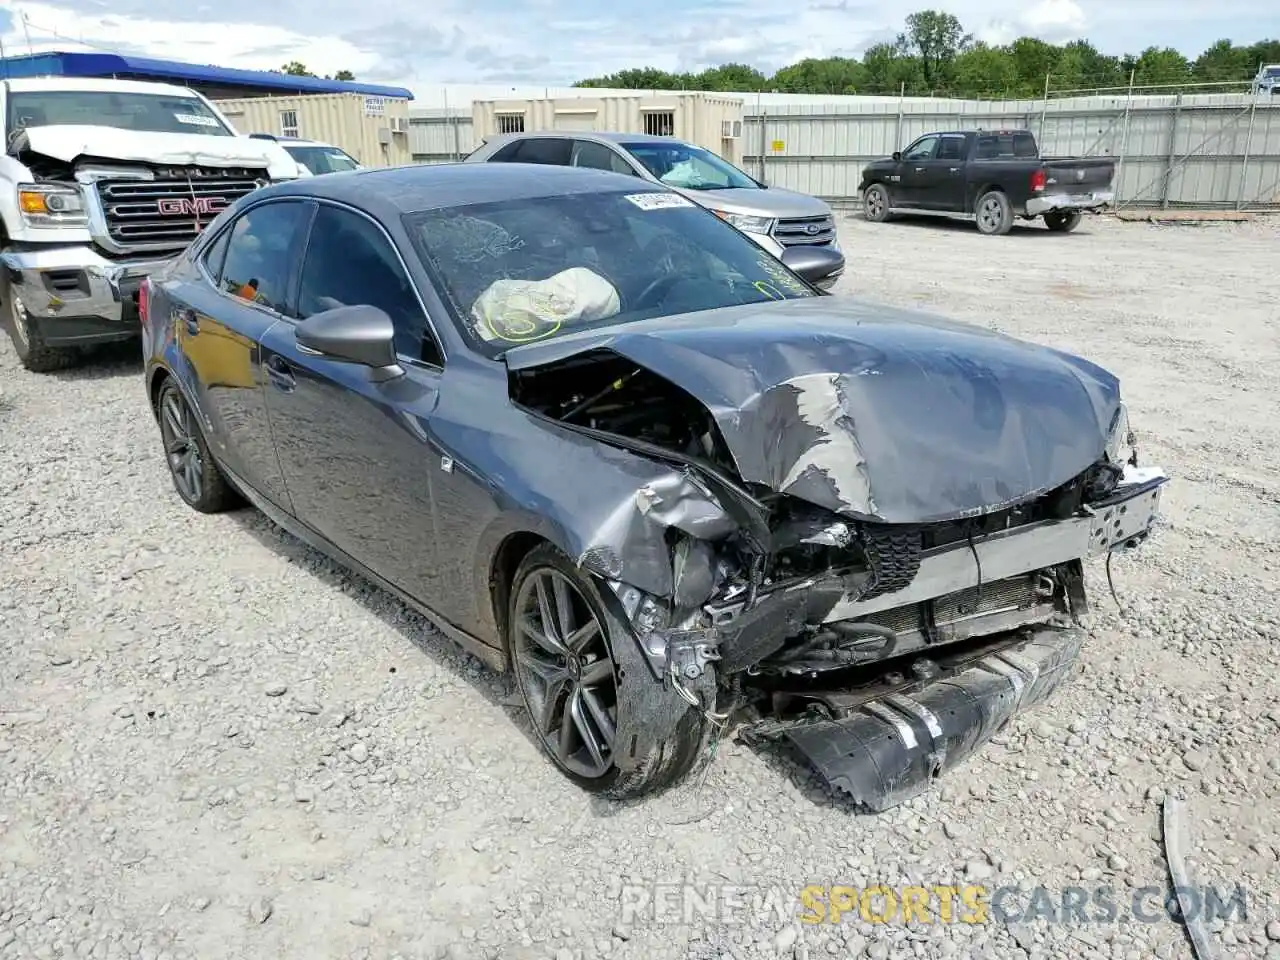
[{"left": 406, "top": 188, "right": 816, "bottom": 354}]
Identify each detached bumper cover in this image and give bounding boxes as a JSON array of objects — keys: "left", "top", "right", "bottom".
[
  {"left": 0, "top": 245, "right": 174, "bottom": 345},
  {"left": 1026, "top": 191, "right": 1115, "bottom": 216},
  {"left": 780, "top": 625, "right": 1084, "bottom": 811}
]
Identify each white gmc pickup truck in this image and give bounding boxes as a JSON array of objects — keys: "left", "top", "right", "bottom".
[{"left": 0, "top": 76, "right": 299, "bottom": 371}]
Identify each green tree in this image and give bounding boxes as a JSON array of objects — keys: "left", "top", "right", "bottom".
[
  {"left": 281, "top": 61, "right": 314, "bottom": 77},
  {"left": 899, "top": 9, "right": 972, "bottom": 89},
  {"left": 1133, "top": 46, "right": 1192, "bottom": 88},
  {"left": 568, "top": 11, "right": 1279, "bottom": 98},
  {"left": 331, "top": 69, "right": 356, "bottom": 81}
]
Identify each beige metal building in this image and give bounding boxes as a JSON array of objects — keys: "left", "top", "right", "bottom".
[
  {"left": 472, "top": 93, "right": 746, "bottom": 165},
  {"left": 214, "top": 93, "right": 413, "bottom": 168}
]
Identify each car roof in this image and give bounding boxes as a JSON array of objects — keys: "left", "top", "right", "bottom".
[
  {"left": 260, "top": 161, "right": 668, "bottom": 216},
  {"left": 484, "top": 130, "right": 689, "bottom": 147},
  {"left": 4, "top": 76, "right": 203, "bottom": 97}
]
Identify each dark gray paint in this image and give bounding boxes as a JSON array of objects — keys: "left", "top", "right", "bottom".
[{"left": 505, "top": 296, "right": 1122, "bottom": 524}]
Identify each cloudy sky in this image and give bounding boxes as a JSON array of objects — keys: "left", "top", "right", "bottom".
[{"left": 0, "top": 0, "right": 1271, "bottom": 91}]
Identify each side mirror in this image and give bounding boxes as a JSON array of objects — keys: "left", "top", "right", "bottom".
[
  {"left": 892, "top": 151, "right": 902, "bottom": 161},
  {"left": 781, "top": 245, "right": 846, "bottom": 291},
  {"left": 296, "top": 304, "right": 404, "bottom": 381}
]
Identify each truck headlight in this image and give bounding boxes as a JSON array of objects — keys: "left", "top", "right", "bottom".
[
  {"left": 17, "top": 184, "right": 89, "bottom": 228},
  {"left": 1105, "top": 402, "right": 1136, "bottom": 466},
  {"left": 716, "top": 211, "right": 774, "bottom": 235}
]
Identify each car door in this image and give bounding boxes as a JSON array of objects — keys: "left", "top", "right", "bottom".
[
  {"left": 168, "top": 198, "right": 312, "bottom": 511},
  {"left": 920, "top": 134, "right": 966, "bottom": 209},
  {"left": 894, "top": 135, "right": 941, "bottom": 206},
  {"left": 258, "top": 200, "right": 452, "bottom": 608}
]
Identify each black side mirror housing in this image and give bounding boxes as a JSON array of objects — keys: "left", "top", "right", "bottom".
[
  {"left": 781, "top": 245, "right": 846, "bottom": 291},
  {"left": 295, "top": 304, "right": 404, "bottom": 381},
  {"left": 892, "top": 151, "right": 902, "bottom": 161}
]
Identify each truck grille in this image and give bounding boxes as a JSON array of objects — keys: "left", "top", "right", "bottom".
[
  {"left": 95, "top": 167, "right": 265, "bottom": 253},
  {"left": 772, "top": 214, "right": 837, "bottom": 247}
]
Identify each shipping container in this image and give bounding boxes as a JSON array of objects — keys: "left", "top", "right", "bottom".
[
  {"left": 214, "top": 93, "right": 413, "bottom": 168},
  {"left": 471, "top": 93, "right": 746, "bottom": 165}
]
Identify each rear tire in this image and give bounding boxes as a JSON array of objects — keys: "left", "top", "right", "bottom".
[
  {"left": 156, "top": 379, "right": 239, "bottom": 513},
  {"left": 975, "top": 190, "right": 1014, "bottom": 236},
  {"left": 1044, "top": 210, "right": 1083, "bottom": 233},
  {"left": 508, "top": 543, "right": 710, "bottom": 799},
  {"left": 1, "top": 272, "right": 80, "bottom": 373},
  {"left": 862, "top": 184, "right": 892, "bottom": 223}
]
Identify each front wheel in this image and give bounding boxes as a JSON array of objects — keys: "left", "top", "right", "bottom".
[
  {"left": 975, "top": 190, "right": 1014, "bottom": 235},
  {"left": 508, "top": 544, "right": 709, "bottom": 799},
  {"left": 1, "top": 273, "right": 80, "bottom": 373},
  {"left": 1044, "top": 210, "right": 1083, "bottom": 232},
  {"left": 862, "top": 184, "right": 892, "bottom": 223}
]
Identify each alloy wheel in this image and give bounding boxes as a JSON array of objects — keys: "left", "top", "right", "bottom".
[
  {"left": 979, "top": 197, "right": 1003, "bottom": 231},
  {"left": 159, "top": 389, "right": 204, "bottom": 503},
  {"left": 512, "top": 567, "right": 618, "bottom": 779},
  {"left": 866, "top": 189, "right": 885, "bottom": 218}
]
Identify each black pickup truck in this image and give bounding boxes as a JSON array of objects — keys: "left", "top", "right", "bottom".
[{"left": 858, "top": 129, "right": 1116, "bottom": 235}]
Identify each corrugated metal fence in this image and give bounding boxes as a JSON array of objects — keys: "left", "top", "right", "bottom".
[
  {"left": 744, "top": 93, "right": 1280, "bottom": 210},
  {"left": 409, "top": 92, "right": 1280, "bottom": 210}
]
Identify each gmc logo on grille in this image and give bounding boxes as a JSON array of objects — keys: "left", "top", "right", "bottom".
[{"left": 157, "top": 196, "right": 229, "bottom": 217}]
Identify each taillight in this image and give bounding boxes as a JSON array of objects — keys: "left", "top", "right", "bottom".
[
  {"left": 138, "top": 278, "right": 150, "bottom": 324},
  {"left": 1030, "top": 169, "right": 1046, "bottom": 192}
]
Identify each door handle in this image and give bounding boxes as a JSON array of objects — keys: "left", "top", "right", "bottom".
[
  {"left": 265, "top": 355, "right": 296, "bottom": 392},
  {"left": 915, "top": 166, "right": 925, "bottom": 172},
  {"left": 177, "top": 308, "right": 198, "bottom": 336},
  {"left": 950, "top": 167, "right": 960, "bottom": 173}
]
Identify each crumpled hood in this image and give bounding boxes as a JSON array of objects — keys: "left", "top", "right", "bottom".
[
  {"left": 8, "top": 125, "right": 298, "bottom": 179},
  {"left": 505, "top": 297, "right": 1122, "bottom": 524}
]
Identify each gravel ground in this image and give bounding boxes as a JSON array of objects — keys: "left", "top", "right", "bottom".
[{"left": 2, "top": 211, "right": 1279, "bottom": 960}]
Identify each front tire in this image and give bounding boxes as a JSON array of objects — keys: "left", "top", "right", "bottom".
[
  {"left": 1044, "top": 210, "right": 1083, "bottom": 232},
  {"left": 1, "top": 273, "right": 80, "bottom": 373},
  {"left": 975, "top": 190, "right": 1014, "bottom": 235},
  {"left": 508, "top": 544, "right": 709, "bottom": 799},
  {"left": 862, "top": 184, "right": 892, "bottom": 223},
  {"left": 156, "top": 380, "right": 239, "bottom": 514}
]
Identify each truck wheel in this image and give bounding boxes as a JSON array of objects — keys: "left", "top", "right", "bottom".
[
  {"left": 1, "top": 273, "right": 80, "bottom": 373},
  {"left": 975, "top": 190, "right": 1014, "bottom": 236},
  {"left": 862, "top": 184, "right": 892, "bottom": 223},
  {"left": 508, "top": 543, "right": 711, "bottom": 799},
  {"left": 1044, "top": 210, "right": 1082, "bottom": 233}
]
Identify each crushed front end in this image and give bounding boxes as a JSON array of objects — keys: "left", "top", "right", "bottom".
[{"left": 506, "top": 332, "right": 1169, "bottom": 809}]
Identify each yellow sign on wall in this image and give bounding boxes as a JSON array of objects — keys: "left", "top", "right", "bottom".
[{"left": 771, "top": 140, "right": 785, "bottom": 152}]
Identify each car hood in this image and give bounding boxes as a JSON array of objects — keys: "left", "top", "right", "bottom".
[
  {"left": 504, "top": 297, "right": 1122, "bottom": 524},
  {"left": 8, "top": 125, "right": 299, "bottom": 179},
  {"left": 674, "top": 185, "right": 832, "bottom": 219}
]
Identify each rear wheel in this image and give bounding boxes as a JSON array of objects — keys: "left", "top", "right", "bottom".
[
  {"left": 975, "top": 190, "right": 1014, "bottom": 236},
  {"left": 1044, "top": 210, "right": 1083, "bottom": 232},
  {"left": 508, "top": 544, "right": 709, "bottom": 799},
  {"left": 862, "top": 184, "right": 892, "bottom": 223},
  {"left": 1, "top": 272, "right": 80, "bottom": 373},
  {"left": 157, "top": 380, "right": 239, "bottom": 513}
]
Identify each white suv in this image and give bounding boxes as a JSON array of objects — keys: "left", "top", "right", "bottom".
[{"left": 248, "top": 134, "right": 361, "bottom": 176}]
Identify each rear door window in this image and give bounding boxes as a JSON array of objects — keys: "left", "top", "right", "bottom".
[
  {"left": 511, "top": 138, "right": 572, "bottom": 165},
  {"left": 572, "top": 140, "right": 637, "bottom": 175}
]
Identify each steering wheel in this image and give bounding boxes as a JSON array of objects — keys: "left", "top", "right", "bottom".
[{"left": 632, "top": 273, "right": 682, "bottom": 310}]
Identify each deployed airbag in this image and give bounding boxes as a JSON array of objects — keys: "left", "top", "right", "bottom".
[{"left": 471, "top": 267, "right": 620, "bottom": 344}]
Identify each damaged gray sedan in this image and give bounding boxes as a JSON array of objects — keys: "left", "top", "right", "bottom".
[{"left": 141, "top": 162, "right": 1169, "bottom": 808}]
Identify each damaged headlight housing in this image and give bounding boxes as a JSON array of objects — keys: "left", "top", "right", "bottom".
[
  {"left": 1105, "top": 402, "right": 1136, "bottom": 466},
  {"left": 17, "top": 183, "right": 89, "bottom": 228},
  {"left": 715, "top": 211, "right": 774, "bottom": 235}
]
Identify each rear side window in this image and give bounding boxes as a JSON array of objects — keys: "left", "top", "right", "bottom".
[
  {"left": 200, "top": 226, "right": 232, "bottom": 279},
  {"left": 218, "top": 201, "right": 310, "bottom": 313},
  {"left": 937, "top": 137, "right": 964, "bottom": 161},
  {"left": 975, "top": 133, "right": 1038, "bottom": 159},
  {"left": 572, "top": 141, "right": 636, "bottom": 175},
  {"left": 511, "top": 138, "right": 572, "bottom": 165}
]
